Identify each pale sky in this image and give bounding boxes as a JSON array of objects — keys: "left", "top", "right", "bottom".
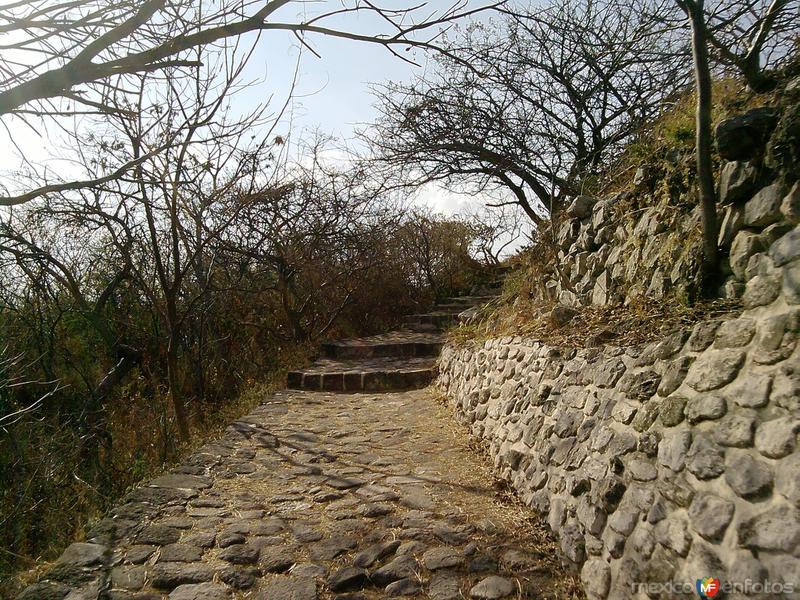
[
  {"left": 0, "top": 1, "right": 498, "bottom": 216},
  {"left": 236, "top": 1, "right": 496, "bottom": 215}
]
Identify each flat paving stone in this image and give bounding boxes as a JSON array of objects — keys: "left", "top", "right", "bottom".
[
  {"left": 260, "top": 547, "right": 296, "bottom": 573},
  {"left": 151, "top": 563, "right": 215, "bottom": 589},
  {"left": 470, "top": 575, "right": 516, "bottom": 599},
  {"left": 422, "top": 547, "right": 464, "bottom": 570},
  {"left": 256, "top": 575, "right": 317, "bottom": 600},
  {"left": 136, "top": 525, "right": 181, "bottom": 546},
  {"left": 125, "top": 545, "right": 157, "bottom": 564},
  {"left": 218, "top": 567, "right": 258, "bottom": 590},
  {"left": 56, "top": 543, "right": 107, "bottom": 567},
  {"left": 150, "top": 474, "right": 212, "bottom": 490},
  {"left": 159, "top": 544, "right": 203, "bottom": 562},
  {"left": 371, "top": 555, "right": 419, "bottom": 586},
  {"left": 217, "top": 532, "right": 245, "bottom": 548},
  {"left": 218, "top": 543, "right": 259, "bottom": 565},
  {"left": 326, "top": 566, "right": 369, "bottom": 592},
  {"left": 326, "top": 476, "right": 365, "bottom": 490},
  {"left": 385, "top": 577, "right": 422, "bottom": 596},
  {"left": 168, "top": 582, "right": 230, "bottom": 600},
  {"left": 429, "top": 571, "right": 463, "bottom": 600},
  {"left": 352, "top": 540, "right": 401, "bottom": 568},
  {"left": 111, "top": 565, "right": 147, "bottom": 590},
  {"left": 182, "top": 532, "right": 216, "bottom": 549}
]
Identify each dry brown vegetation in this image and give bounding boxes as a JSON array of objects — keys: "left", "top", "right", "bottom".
[{"left": 447, "top": 294, "right": 742, "bottom": 350}]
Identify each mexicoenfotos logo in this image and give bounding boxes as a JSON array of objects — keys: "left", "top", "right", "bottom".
[
  {"left": 696, "top": 577, "right": 721, "bottom": 598},
  {"left": 633, "top": 578, "right": 795, "bottom": 596}
]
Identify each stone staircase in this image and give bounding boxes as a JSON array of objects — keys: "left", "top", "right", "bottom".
[{"left": 287, "top": 293, "right": 499, "bottom": 393}]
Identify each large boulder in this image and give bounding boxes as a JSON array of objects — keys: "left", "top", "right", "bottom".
[
  {"left": 719, "top": 161, "right": 759, "bottom": 204},
  {"left": 743, "top": 183, "right": 784, "bottom": 227},
  {"left": 729, "top": 230, "right": 764, "bottom": 280},
  {"left": 781, "top": 181, "right": 800, "bottom": 223},
  {"left": 566, "top": 196, "right": 595, "bottom": 219},
  {"left": 716, "top": 107, "right": 779, "bottom": 161}
]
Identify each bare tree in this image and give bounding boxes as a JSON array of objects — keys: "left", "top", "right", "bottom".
[
  {"left": 673, "top": 0, "right": 796, "bottom": 292},
  {"left": 366, "top": 0, "right": 690, "bottom": 224},
  {"left": 392, "top": 208, "right": 480, "bottom": 300},
  {"left": 97, "top": 49, "right": 280, "bottom": 439},
  {"left": 0, "top": 348, "right": 63, "bottom": 428},
  {"left": 219, "top": 138, "right": 400, "bottom": 343},
  {"left": 0, "top": 202, "right": 137, "bottom": 468},
  {"left": 701, "top": 0, "right": 799, "bottom": 91},
  {"left": 0, "top": 0, "right": 501, "bottom": 207},
  {"left": 0, "top": 40, "right": 276, "bottom": 440},
  {"left": 462, "top": 204, "right": 526, "bottom": 266},
  {"left": 676, "top": 0, "right": 720, "bottom": 292}
]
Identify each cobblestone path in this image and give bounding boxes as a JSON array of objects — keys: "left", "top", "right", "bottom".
[{"left": 19, "top": 388, "right": 579, "bottom": 600}]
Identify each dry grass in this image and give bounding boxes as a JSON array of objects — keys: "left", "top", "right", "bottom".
[
  {"left": 595, "top": 77, "right": 779, "bottom": 201},
  {"left": 448, "top": 294, "right": 741, "bottom": 350},
  {"left": 418, "top": 395, "right": 585, "bottom": 599}
]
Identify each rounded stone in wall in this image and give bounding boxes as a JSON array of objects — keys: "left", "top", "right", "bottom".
[
  {"left": 685, "top": 395, "right": 727, "bottom": 424},
  {"left": 754, "top": 416, "right": 799, "bottom": 459},
  {"left": 559, "top": 522, "right": 586, "bottom": 564},
  {"left": 687, "top": 320, "right": 722, "bottom": 352},
  {"left": 675, "top": 540, "right": 727, "bottom": 598},
  {"left": 580, "top": 558, "right": 610, "bottom": 600},
  {"left": 684, "top": 349, "right": 746, "bottom": 392},
  {"left": 688, "top": 493, "right": 735, "bottom": 541},
  {"left": 607, "top": 506, "right": 639, "bottom": 537},
  {"left": 742, "top": 274, "right": 782, "bottom": 308},
  {"left": 631, "top": 401, "right": 660, "bottom": 432},
  {"left": 770, "top": 225, "right": 800, "bottom": 266},
  {"left": 638, "top": 431, "right": 660, "bottom": 457},
  {"left": 728, "top": 374, "right": 772, "bottom": 408},
  {"left": 657, "top": 430, "right": 692, "bottom": 472},
  {"left": 737, "top": 504, "right": 800, "bottom": 553},
  {"left": 714, "top": 413, "right": 756, "bottom": 448},
  {"left": 656, "top": 356, "right": 694, "bottom": 397},
  {"left": 626, "top": 455, "right": 657, "bottom": 482},
  {"left": 656, "top": 514, "right": 692, "bottom": 557},
  {"left": 658, "top": 396, "right": 687, "bottom": 427},
  {"left": 714, "top": 318, "right": 756, "bottom": 348},
  {"left": 619, "top": 370, "right": 661, "bottom": 401},
  {"left": 783, "top": 261, "right": 800, "bottom": 304},
  {"left": 725, "top": 453, "right": 774, "bottom": 499},
  {"left": 775, "top": 453, "right": 800, "bottom": 506},
  {"left": 685, "top": 434, "right": 725, "bottom": 480}
]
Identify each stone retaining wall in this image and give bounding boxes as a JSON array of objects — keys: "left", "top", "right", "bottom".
[
  {"left": 537, "top": 156, "right": 799, "bottom": 309},
  {"left": 438, "top": 193, "right": 800, "bottom": 597}
]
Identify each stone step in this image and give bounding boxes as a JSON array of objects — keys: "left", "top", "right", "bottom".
[
  {"left": 403, "top": 311, "right": 461, "bottom": 330},
  {"left": 403, "top": 321, "right": 442, "bottom": 333},
  {"left": 443, "top": 295, "right": 498, "bottom": 306},
  {"left": 434, "top": 302, "right": 481, "bottom": 312},
  {"left": 321, "top": 331, "right": 444, "bottom": 359},
  {"left": 287, "top": 357, "right": 437, "bottom": 392},
  {"left": 287, "top": 290, "right": 502, "bottom": 390}
]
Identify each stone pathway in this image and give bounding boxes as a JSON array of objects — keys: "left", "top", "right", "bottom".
[{"left": 18, "top": 388, "right": 580, "bottom": 600}]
